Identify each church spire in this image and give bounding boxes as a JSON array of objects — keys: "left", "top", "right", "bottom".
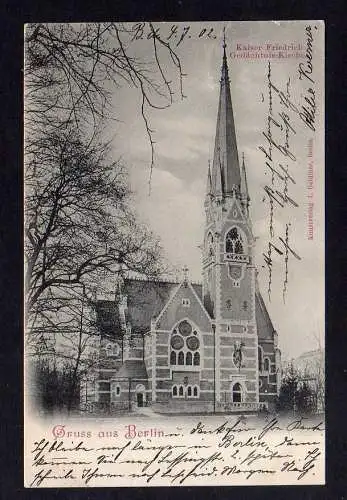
[{"left": 210, "top": 31, "right": 241, "bottom": 199}]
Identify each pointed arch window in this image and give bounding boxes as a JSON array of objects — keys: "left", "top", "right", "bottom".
[
  {"left": 170, "top": 351, "right": 176, "bottom": 365},
  {"left": 186, "top": 352, "right": 192, "bottom": 365},
  {"left": 187, "top": 386, "right": 192, "bottom": 396},
  {"left": 178, "top": 351, "right": 184, "bottom": 365},
  {"left": 172, "top": 385, "right": 177, "bottom": 396},
  {"left": 193, "top": 352, "right": 200, "bottom": 366},
  {"left": 226, "top": 227, "right": 244, "bottom": 254},
  {"left": 179, "top": 386, "right": 184, "bottom": 396}
]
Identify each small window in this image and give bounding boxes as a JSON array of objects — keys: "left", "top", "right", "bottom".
[
  {"left": 172, "top": 385, "right": 177, "bottom": 397},
  {"left": 193, "top": 352, "right": 200, "bottom": 366},
  {"left": 186, "top": 352, "right": 192, "bottom": 365},
  {"left": 182, "top": 298, "right": 190, "bottom": 307},
  {"left": 179, "top": 386, "right": 184, "bottom": 396},
  {"left": 242, "top": 300, "right": 248, "bottom": 311},
  {"left": 226, "top": 299, "right": 232, "bottom": 310},
  {"left": 193, "top": 386, "right": 198, "bottom": 397},
  {"left": 232, "top": 382, "right": 242, "bottom": 403},
  {"left": 116, "top": 385, "right": 120, "bottom": 395},
  {"left": 170, "top": 351, "right": 176, "bottom": 365},
  {"left": 187, "top": 386, "right": 192, "bottom": 396},
  {"left": 178, "top": 351, "right": 184, "bottom": 365}
]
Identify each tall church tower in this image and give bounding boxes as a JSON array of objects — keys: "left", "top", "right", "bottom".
[{"left": 202, "top": 38, "right": 259, "bottom": 405}]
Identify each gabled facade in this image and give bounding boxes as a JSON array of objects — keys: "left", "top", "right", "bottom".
[{"left": 81, "top": 42, "right": 281, "bottom": 415}]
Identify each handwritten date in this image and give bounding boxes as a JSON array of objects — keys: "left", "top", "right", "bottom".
[{"left": 131, "top": 23, "right": 217, "bottom": 47}]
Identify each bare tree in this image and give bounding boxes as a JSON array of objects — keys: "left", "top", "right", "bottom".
[
  {"left": 298, "top": 352, "right": 325, "bottom": 413},
  {"left": 25, "top": 132, "right": 163, "bottom": 315},
  {"left": 25, "top": 24, "right": 186, "bottom": 406},
  {"left": 25, "top": 22, "right": 186, "bottom": 185},
  {"left": 31, "top": 286, "right": 101, "bottom": 413}
]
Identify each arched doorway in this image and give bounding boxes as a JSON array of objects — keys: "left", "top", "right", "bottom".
[
  {"left": 232, "top": 382, "right": 243, "bottom": 403},
  {"left": 135, "top": 384, "right": 146, "bottom": 407}
]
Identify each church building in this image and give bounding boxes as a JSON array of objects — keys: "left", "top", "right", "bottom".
[{"left": 81, "top": 42, "right": 282, "bottom": 415}]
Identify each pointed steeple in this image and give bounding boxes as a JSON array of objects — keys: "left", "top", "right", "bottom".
[
  {"left": 206, "top": 160, "right": 212, "bottom": 195},
  {"left": 210, "top": 31, "right": 241, "bottom": 199}
]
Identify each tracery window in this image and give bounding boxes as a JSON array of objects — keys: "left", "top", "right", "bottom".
[
  {"left": 225, "top": 227, "right": 244, "bottom": 254},
  {"left": 170, "top": 320, "right": 201, "bottom": 367}
]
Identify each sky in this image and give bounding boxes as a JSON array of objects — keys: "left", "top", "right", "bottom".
[{"left": 108, "top": 21, "right": 325, "bottom": 360}]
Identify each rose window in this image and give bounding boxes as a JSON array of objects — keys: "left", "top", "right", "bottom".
[{"left": 170, "top": 320, "right": 200, "bottom": 366}]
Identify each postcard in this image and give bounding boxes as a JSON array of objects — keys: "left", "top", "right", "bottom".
[{"left": 24, "top": 20, "right": 325, "bottom": 487}]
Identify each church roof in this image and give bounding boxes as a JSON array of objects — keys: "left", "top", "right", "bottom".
[
  {"left": 95, "top": 279, "right": 275, "bottom": 341},
  {"left": 115, "top": 359, "right": 148, "bottom": 379},
  {"left": 123, "top": 279, "right": 203, "bottom": 334},
  {"left": 255, "top": 291, "right": 276, "bottom": 340},
  {"left": 95, "top": 279, "right": 203, "bottom": 336}
]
